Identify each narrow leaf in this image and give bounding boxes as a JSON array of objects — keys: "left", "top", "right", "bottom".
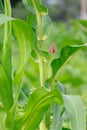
[
  {"left": 0, "top": 13, "right": 13, "bottom": 111},
  {"left": 12, "top": 19, "right": 34, "bottom": 84},
  {"left": 63, "top": 94, "right": 86, "bottom": 130},
  {"left": 0, "top": 65, "right": 13, "bottom": 111}
]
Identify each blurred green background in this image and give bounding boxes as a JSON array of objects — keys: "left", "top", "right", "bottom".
[{"left": 0, "top": 0, "right": 87, "bottom": 127}]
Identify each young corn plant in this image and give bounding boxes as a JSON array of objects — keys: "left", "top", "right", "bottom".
[{"left": 0, "top": 0, "right": 86, "bottom": 130}]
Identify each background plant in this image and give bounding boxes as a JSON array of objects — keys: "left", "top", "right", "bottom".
[{"left": 0, "top": 0, "right": 86, "bottom": 130}]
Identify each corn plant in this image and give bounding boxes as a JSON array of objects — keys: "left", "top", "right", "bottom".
[{"left": 0, "top": 0, "right": 86, "bottom": 130}]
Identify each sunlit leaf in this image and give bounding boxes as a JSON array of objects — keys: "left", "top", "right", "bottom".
[
  {"left": 0, "top": 14, "right": 34, "bottom": 128},
  {"left": 12, "top": 19, "right": 34, "bottom": 84},
  {"left": 24, "top": 87, "right": 63, "bottom": 130},
  {"left": 12, "top": 87, "right": 63, "bottom": 130},
  {"left": 0, "top": 108, "right": 7, "bottom": 130},
  {"left": 0, "top": 14, "right": 14, "bottom": 112},
  {"left": 0, "top": 14, "right": 34, "bottom": 85}
]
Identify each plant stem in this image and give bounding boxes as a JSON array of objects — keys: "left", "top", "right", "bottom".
[
  {"left": 34, "top": 2, "right": 48, "bottom": 130},
  {"left": 37, "top": 13, "right": 43, "bottom": 46},
  {"left": 32, "top": 0, "right": 43, "bottom": 43},
  {"left": 44, "top": 56, "right": 54, "bottom": 130},
  {"left": 32, "top": 0, "right": 45, "bottom": 87},
  {"left": 35, "top": 9, "right": 44, "bottom": 87},
  {"left": 39, "top": 57, "right": 45, "bottom": 86},
  {"left": 32, "top": 1, "right": 49, "bottom": 129},
  {"left": 48, "top": 54, "right": 53, "bottom": 79}
]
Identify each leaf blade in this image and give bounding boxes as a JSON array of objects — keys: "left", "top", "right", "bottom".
[
  {"left": 12, "top": 19, "right": 34, "bottom": 84},
  {"left": 62, "top": 94, "right": 86, "bottom": 130},
  {"left": 13, "top": 87, "right": 63, "bottom": 130},
  {"left": 51, "top": 45, "right": 87, "bottom": 79},
  {"left": 0, "top": 65, "right": 13, "bottom": 111}
]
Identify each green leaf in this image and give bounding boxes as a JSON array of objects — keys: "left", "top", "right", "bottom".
[
  {"left": 27, "top": 13, "right": 37, "bottom": 30},
  {"left": 31, "top": 49, "right": 39, "bottom": 62},
  {"left": 5, "top": 103, "right": 17, "bottom": 129},
  {"left": 0, "top": 108, "right": 8, "bottom": 130},
  {"left": 37, "top": 49, "right": 50, "bottom": 62},
  {"left": 0, "top": 65, "right": 13, "bottom": 111},
  {"left": 22, "top": 0, "right": 48, "bottom": 16},
  {"left": 0, "top": 0, "right": 3, "bottom": 13},
  {"left": 32, "top": 46, "right": 50, "bottom": 63},
  {"left": 0, "top": 14, "right": 34, "bottom": 83},
  {"left": 0, "top": 14, "right": 34, "bottom": 127},
  {"left": 58, "top": 81, "right": 67, "bottom": 94},
  {"left": 62, "top": 128, "right": 71, "bottom": 130},
  {"left": 51, "top": 45, "right": 87, "bottom": 79},
  {"left": 51, "top": 105, "right": 64, "bottom": 130},
  {"left": 0, "top": 13, "right": 34, "bottom": 89},
  {"left": 0, "top": 14, "right": 14, "bottom": 111},
  {"left": 24, "top": 87, "right": 63, "bottom": 130},
  {"left": 0, "top": 43, "right": 3, "bottom": 57},
  {"left": 0, "top": 14, "right": 13, "bottom": 82},
  {"left": 62, "top": 94, "right": 86, "bottom": 130},
  {"left": 12, "top": 19, "right": 34, "bottom": 85},
  {"left": 13, "top": 87, "right": 63, "bottom": 130}
]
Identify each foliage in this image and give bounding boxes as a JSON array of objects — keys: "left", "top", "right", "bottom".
[{"left": 0, "top": 0, "right": 86, "bottom": 130}]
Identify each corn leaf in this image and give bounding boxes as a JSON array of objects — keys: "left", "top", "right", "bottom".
[
  {"left": 0, "top": 65, "right": 13, "bottom": 111},
  {"left": 12, "top": 87, "right": 63, "bottom": 130},
  {"left": 51, "top": 45, "right": 87, "bottom": 80},
  {"left": 63, "top": 94, "right": 86, "bottom": 130},
  {"left": 12, "top": 19, "right": 34, "bottom": 85}
]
